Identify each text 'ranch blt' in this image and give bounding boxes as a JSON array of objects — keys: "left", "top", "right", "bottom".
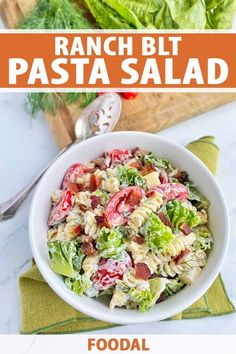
[{"left": 9, "top": 34, "right": 228, "bottom": 86}]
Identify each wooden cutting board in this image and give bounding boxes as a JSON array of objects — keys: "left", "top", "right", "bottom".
[{"left": 1, "top": 0, "right": 236, "bottom": 149}]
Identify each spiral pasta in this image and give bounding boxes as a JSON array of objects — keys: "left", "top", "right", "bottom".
[
  {"left": 122, "top": 269, "right": 150, "bottom": 290},
  {"left": 110, "top": 289, "right": 129, "bottom": 309},
  {"left": 84, "top": 211, "right": 99, "bottom": 238},
  {"left": 165, "top": 232, "right": 196, "bottom": 257},
  {"left": 127, "top": 241, "right": 171, "bottom": 274},
  {"left": 103, "top": 176, "right": 120, "bottom": 193},
  {"left": 128, "top": 192, "right": 163, "bottom": 232},
  {"left": 82, "top": 255, "right": 100, "bottom": 278},
  {"left": 76, "top": 192, "right": 91, "bottom": 208}
]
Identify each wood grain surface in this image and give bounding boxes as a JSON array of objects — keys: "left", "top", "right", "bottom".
[{"left": 1, "top": 0, "right": 236, "bottom": 148}]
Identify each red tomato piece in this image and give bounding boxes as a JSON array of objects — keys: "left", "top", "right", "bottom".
[
  {"left": 148, "top": 183, "right": 188, "bottom": 202},
  {"left": 92, "top": 253, "right": 132, "bottom": 290},
  {"left": 62, "top": 163, "right": 85, "bottom": 190},
  {"left": 135, "top": 263, "right": 151, "bottom": 280},
  {"left": 48, "top": 190, "right": 73, "bottom": 226},
  {"left": 105, "top": 148, "right": 132, "bottom": 166},
  {"left": 159, "top": 169, "right": 168, "bottom": 184},
  {"left": 105, "top": 187, "right": 145, "bottom": 226},
  {"left": 121, "top": 92, "right": 138, "bottom": 100}
]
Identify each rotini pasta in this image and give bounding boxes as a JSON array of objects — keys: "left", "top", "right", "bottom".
[
  {"left": 84, "top": 211, "right": 99, "bottom": 238},
  {"left": 82, "top": 255, "right": 100, "bottom": 278},
  {"left": 129, "top": 192, "right": 163, "bottom": 232},
  {"left": 165, "top": 233, "right": 196, "bottom": 257}
]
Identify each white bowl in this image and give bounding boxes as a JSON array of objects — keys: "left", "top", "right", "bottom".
[{"left": 29, "top": 131, "right": 230, "bottom": 324}]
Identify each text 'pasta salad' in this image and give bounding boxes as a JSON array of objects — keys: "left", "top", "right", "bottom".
[{"left": 47, "top": 148, "right": 213, "bottom": 312}]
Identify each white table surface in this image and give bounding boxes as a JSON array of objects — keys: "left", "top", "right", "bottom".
[
  {"left": 0, "top": 94, "right": 236, "bottom": 334},
  {"left": 0, "top": 18, "right": 236, "bottom": 335}
]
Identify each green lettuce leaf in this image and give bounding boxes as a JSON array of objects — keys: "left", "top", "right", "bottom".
[
  {"left": 117, "top": 165, "right": 146, "bottom": 188},
  {"left": 141, "top": 152, "right": 173, "bottom": 170},
  {"left": 193, "top": 225, "right": 213, "bottom": 251},
  {"left": 48, "top": 240, "right": 84, "bottom": 278},
  {"left": 165, "top": 278, "right": 184, "bottom": 296},
  {"left": 166, "top": 200, "right": 200, "bottom": 229},
  {"left": 187, "top": 185, "right": 210, "bottom": 210},
  {"left": 65, "top": 274, "right": 92, "bottom": 296},
  {"left": 129, "top": 278, "right": 168, "bottom": 311},
  {"left": 141, "top": 213, "right": 174, "bottom": 251},
  {"left": 97, "top": 227, "right": 125, "bottom": 258},
  {"left": 165, "top": 0, "right": 206, "bottom": 29},
  {"left": 205, "top": 0, "right": 236, "bottom": 29}
]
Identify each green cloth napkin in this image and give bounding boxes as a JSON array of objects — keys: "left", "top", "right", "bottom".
[{"left": 19, "top": 136, "right": 235, "bottom": 334}]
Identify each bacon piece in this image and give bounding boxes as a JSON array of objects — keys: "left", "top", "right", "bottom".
[
  {"left": 67, "top": 182, "right": 80, "bottom": 194},
  {"left": 129, "top": 160, "right": 142, "bottom": 170},
  {"left": 141, "top": 164, "right": 156, "bottom": 176},
  {"left": 81, "top": 242, "right": 97, "bottom": 256},
  {"left": 79, "top": 205, "right": 88, "bottom": 213},
  {"left": 95, "top": 215, "right": 111, "bottom": 228},
  {"left": 72, "top": 224, "right": 82, "bottom": 236},
  {"left": 158, "top": 212, "right": 173, "bottom": 229},
  {"left": 91, "top": 195, "right": 101, "bottom": 210},
  {"left": 131, "top": 235, "right": 145, "bottom": 245},
  {"left": 180, "top": 223, "right": 192, "bottom": 235},
  {"left": 173, "top": 171, "right": 189, "bottom": 183},
  {"left": 135, "top": 263, "right": 151, "bottom": 280},
  {"left": 173, "top": 249, "right": 191, "bottom": 264},
  {"left": 89, "top": 174, "right": 97, "bottom": 192},
  {"left": 156, "top": 293, "right": 167, "bottom": 303}
]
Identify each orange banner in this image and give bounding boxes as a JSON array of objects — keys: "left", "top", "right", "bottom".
[{"left": 1, "top": 31, "right": 236, "bottom": 90}]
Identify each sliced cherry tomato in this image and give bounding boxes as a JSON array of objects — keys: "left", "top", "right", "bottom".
[
  {"left": 105, "top": 186, "right": 145, "bottom": 226},
  {"left": 121, "top": 92, "right": 138, "bottom": 100},
  {"left": 92, "top": 253, "right": 132, "bottom": 290},
  {"left": 105, "top": 148, "right": 132, "bottom": 166},
  {"left": 148, "top": 183, "right": 188, "bottom": 202},
  {"left": 48, "top": 190, "right": 73, "bottom": 226},
  {"left": 62, "top": 163, "right": 85, "bottom": 190}
]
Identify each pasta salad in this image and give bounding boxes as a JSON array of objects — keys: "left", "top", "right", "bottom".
[{"left": 47, "top": 148, "right": 213, "bottom": 312}]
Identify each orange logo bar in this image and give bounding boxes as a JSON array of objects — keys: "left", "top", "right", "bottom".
[{"left": 1, "top": 31, "right": 236, "bottom": 90}]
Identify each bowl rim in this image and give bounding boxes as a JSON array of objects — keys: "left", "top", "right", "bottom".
[{"left": 29, "top": 131, "right": 230, "bottom": 324}]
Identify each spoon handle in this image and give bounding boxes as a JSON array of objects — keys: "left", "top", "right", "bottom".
[{"left": 0, "top": 142, "right": 74, "bottom": 221}]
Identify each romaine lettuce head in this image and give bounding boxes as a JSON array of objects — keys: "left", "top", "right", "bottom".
[
  {"left": 48, "top": 240, "right": 84, "bottom": 278},
  {"left": 97, "top": 227, "right": 125, "bottom": 258},
  {"left": 141, "top": 213, "right": 174, "bottom": 251},
  {"left": 65, "top": 274, "right": 92, "bottom": 296},
  {"left": 166, "top": 200, "right": 200, "bottom": 228}
]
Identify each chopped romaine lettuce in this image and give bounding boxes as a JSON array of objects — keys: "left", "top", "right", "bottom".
[
  {"left": 141, "top": 152, "right": 173, "bottom": 170},
  {"left": 117, "top": 165, "right": 146, "bottom": 188},
  {"left": 65, "top": 274, "right": 92, "bottom": 296},
  {"left": 165, "top": 278, "right": 184, "bottom": 296},
  {"left": 97, "top": 227, "right": 125, "bottom": 258},
  {"left": 48, "top": 241, "right": 84, "bottom": 278},
  {"left": 141, "top": 213, "right": 174, "bottom": 251},
  {"left": 166, "top": 200, "right": 200, "bottom": 228},
  {"left": 187, "top": 185, "right": 210, "bottom": 210},
  {"left": 129, "top": 278, "right": 168, "bottom": 311},
  {"left": 193, "top": 225, "right": 213, "bottom": 251}
]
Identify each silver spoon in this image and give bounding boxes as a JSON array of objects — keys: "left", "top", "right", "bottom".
[{"left": 0, "top": 93, "right": 121, "bottom": 221}]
